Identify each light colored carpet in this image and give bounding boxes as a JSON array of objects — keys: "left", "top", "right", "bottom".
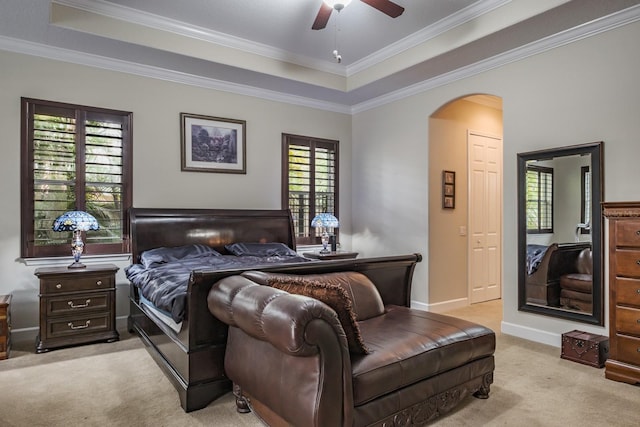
[{"left": 1, "top": 300, "right": 638, "bottom": 426}]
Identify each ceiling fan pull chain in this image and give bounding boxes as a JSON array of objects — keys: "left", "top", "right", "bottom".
[{"left": 332, "top": 7, "right": 342, "bottom": 63}]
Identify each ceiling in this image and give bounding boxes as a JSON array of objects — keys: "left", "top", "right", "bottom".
[{"left": 1, "top": 0, "right": 639, "bottom": 112}]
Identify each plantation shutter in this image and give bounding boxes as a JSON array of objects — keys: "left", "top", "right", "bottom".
[
  {"left": 282, "top": 134, "right": 338, "bottom": 245},
  {"left": 525, "top": 166, "right": 553, "bottom": 234},
  {"left": 22, "top": 98, "right": 132, "bottom": 258}
]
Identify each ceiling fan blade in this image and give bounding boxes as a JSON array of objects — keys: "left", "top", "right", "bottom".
[
  {"left": 312, "top": 3, "right": 333, "bottom": 30},
  {"left": 360, "top": 0, "right": 405, "bottom": 18}
]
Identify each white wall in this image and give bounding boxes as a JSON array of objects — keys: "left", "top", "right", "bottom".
[
  {"left": 0, "top": 50, "right": 352, "bottom": 338},
  {"left": 2, "top": 16, "right": 639, "bottom": 349},
  {"left": 352, "top": 20, "right": 640, "bottom": 346}
]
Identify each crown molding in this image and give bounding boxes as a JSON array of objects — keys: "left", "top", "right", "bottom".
[
  {"left": 346, "top": 0, "right": 511, "bottom": 76},
  {"left": 0, "top": 35, "right": 350, "bottom": 114},
  {"left": 52, "top": 0, "right": 346, "bottom": 77},
  {"left": 350, "top": 3, "right": 640, "bottom": 114},
  {"left": 1, "top": 3, "right": 638, "bottom": 115}
]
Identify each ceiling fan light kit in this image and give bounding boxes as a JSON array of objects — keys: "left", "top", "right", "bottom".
[
  {"left": 324, "top": 0, "right": 352, "bottom": 11},
  {"left": 312, "top": 0, "right": 404, "bottom": 30}
]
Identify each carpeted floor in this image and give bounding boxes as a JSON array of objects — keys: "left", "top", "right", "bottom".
[{"left": 1, "top": 300, "right": 639, "bottom": 426}]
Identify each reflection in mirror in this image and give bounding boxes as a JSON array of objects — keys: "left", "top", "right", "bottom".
[{"left": 517, "top": 142, "right": 604, "bottom": 325}]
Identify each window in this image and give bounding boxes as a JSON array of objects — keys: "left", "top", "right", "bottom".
[
  {"left": 580, "top": 165, "right": 591, "bottom": 233},
  {"left": 525, "top": 165, "right": 553, "bottom": 234},
  {"left": 21, "top": 98, "right": 132, "bottom": 258},
  {"left": 282, "top": 134, "right": 338, "bottom": 245}
]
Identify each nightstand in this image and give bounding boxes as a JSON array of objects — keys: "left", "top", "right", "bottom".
[
  {"left": 35, "top": 264, "right": 119, "bottom": 353},
  {"left": 303, "top": 251, "right": 358, "bottom": 260},
  {"left": 0, "top": 294, "right": 11, "bottom": 359}
]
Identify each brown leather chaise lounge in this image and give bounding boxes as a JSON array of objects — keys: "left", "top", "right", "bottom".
[{"left": 208, "top": 270, "right": 496, "bottom": 426}]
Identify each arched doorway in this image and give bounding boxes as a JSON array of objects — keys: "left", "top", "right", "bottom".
[{"left": 427, "top": 94, "right": 503, "bottom": 312}]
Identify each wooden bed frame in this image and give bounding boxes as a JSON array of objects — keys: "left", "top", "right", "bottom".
[{"left": 127, "top": 208, "right": 422, "bottom": 412}]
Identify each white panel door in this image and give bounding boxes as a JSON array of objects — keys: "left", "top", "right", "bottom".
[{"left": 468, "top": 131, "right": 502, "bottom": 303}]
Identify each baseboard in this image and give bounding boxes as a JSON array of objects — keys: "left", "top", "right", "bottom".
[
  {"left": 501, "top": 321, "right": 561, "bottom": 348},
  {"left": 413, "top": 297, "right": 469, "bottom": 313},
  {"left": 10, "top": 326, "right": 38, "bottom": 344}
]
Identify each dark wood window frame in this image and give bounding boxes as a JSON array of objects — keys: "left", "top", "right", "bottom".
[
  {"left": 526, "top": 165, "right": 553, "bottom": 234},
  {"left": 20, "top": 98, "right": 133, "bottom": 259},
  {"left": 281, "top": 133, "right": 339, "bottom": 246}
]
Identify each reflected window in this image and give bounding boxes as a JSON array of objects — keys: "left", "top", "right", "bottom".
[
  {"left": 580, "top": 166, "right": 591, "bottom": 233},
  {"left": 526, "top": 165, "right": 553, "bottom": 234}
]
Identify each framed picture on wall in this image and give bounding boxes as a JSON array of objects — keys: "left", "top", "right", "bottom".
[
  {"left": 180, "top": 113, "right": 246, "bottom": 173},
  {"left": 442, "top": 170, "right": 455, "bottom": 209}
]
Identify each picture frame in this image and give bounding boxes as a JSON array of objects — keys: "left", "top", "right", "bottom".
[
  {"left": 180, "top": 113, "right": 246, "bottom": 174},
  {"left": 442, "top": 170, "right": 455, "bottom": 209}
]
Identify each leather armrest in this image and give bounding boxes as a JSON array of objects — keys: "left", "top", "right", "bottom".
[{"left": 208, "top": 275, "right": 349, "bottom": 356}]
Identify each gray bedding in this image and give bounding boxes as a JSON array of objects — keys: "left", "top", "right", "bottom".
[{"left": 125, "top": 244, "right": 311, "bottom": 322}]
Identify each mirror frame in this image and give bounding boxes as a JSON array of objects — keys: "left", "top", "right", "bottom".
[{"left": 517, "top": 141, "right": 604, "bottom": 325}]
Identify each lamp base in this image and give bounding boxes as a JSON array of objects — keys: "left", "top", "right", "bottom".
[{"left": 67, "top": 261, "right": 87, "bottom": 269}]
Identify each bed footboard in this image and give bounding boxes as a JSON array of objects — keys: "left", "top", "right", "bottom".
[
  {"left": 128, "top": 253, "right": 421, "bottom": 412},
  {"left": 128, "top": 283, "right": 230, "bottom": 412}
]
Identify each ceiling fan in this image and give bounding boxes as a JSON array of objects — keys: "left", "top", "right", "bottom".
[{"left": 312, "top": 0, "right": 405, "bottom": 30}]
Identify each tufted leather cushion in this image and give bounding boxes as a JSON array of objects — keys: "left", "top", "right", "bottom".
[
  {"left": 241, "top": 271, "right": 385, "bottom": 321},
  {"left": 267, "top": 276, "right": 370, "bottom": 354},
  {"left": 351, "top": 306, "right": 496, "bottom": 406},
  {"left": 560, "top": 273, "right": 593, "bottom": 293}
]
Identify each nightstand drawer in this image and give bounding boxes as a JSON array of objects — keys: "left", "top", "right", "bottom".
[
  {"left": 616, "top": 277, "right": 640, "bottom": 308},
  {"left": 46, "top": 312, "right": 112, "bottom": 339},
  {"left": 616, "top": 334, "right": 640, "bottom": 366},
  {"left": 614, "top": 249, "right": 640, "bottom": 278},
  {"left": 615, "top": 220, "right": 640, "bottom": 247},
  {"left": 616, "top": 306, "right": 640, "bottom": 336},
  {"left": 46, "top": 292, "right": 111, "bottom": 316},
  {"left": 41, "top": 275, "right": 113, "bottom": 294}
]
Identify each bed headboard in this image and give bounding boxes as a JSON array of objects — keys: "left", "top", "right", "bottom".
[{"left": 129, "top": 208, "right": 296, "bottom": 263}]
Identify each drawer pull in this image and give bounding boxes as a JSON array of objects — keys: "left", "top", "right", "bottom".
[
  {"left": 68, "top": 320, "right": 90, "bottom": 330},
  {"left": 636, "top": 230, "right": 640, "bottom": 236},
  {"left": 637, "top": 260, "right": 640, "bottom": 266},
  {"left": 96, "top": 280, "right": 103, "bottom": 286},
  {"left": 68, "top": 299, "right": 91, "bottom": 309},
  {"left": 56, "top": 283, "right": 62, "bottom": 289},
  {"left": 637, "top": 289, "right": 640, "bottom": 294}
]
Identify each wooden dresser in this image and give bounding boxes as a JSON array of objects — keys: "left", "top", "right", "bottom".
[
  {"left": 0, "top": 294, "right": 11, "bottom": 359},
  {"left": 35, "top": 264, "right": 119, "bottom": 353},
  {"left": 603, "top": 201, "right": 640, "bottom": 384}
]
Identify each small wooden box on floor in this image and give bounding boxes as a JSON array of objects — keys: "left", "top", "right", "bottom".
[
  {"left": 0, "top": 294, "right": 11, "bottom": 359},
  {"left": 561, "top": 330, "right": 609, "bottom": 368}
]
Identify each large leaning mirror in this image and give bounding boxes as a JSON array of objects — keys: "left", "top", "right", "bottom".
[{"left": 517, "top": 141, "right": 604, "bottom": 325}]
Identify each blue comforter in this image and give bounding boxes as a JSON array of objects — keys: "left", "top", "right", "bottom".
[
  {"left": 526, "top": 244, "right": 549, "bottom": 275},
  {"left": 126, "top": 253, "right": 312, "bottom": 323}
]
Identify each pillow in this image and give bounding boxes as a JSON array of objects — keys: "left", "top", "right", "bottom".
[
  {"left": 242, "top": 271, "right": 385, "bottom": 321},
  {"left": 140, "top": 244, "right": 220, "bottom": 268},
  {"left": 267, "top": 277, "right": 370, "bottom": 354},
  {"left": 225, "top": 242, "right": 298, "bottom": 257}
]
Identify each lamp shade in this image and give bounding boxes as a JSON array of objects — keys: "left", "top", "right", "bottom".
[
  {"left": 311, "top": 213, "right": 339, "bottom": 228},
  {"left": 52, "top": 211, "right": 100, "bottom": 232}
]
